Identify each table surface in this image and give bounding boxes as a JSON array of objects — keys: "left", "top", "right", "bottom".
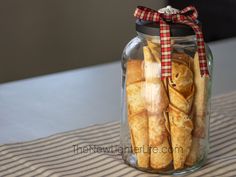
[{"left": 1, "top": 38, "right": 236, "bottom": 144}]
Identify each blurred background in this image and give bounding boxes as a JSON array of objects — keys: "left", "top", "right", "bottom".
[
  {"left": 0, "top": 0, "right": 164, "bottom": 83},
  {"left": 0, "top": 0, "right": 236, "bottom": 83}
]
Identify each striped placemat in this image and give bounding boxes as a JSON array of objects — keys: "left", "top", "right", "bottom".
[{"left": 0, "top": 91, "right": 236, "bottom": 177}]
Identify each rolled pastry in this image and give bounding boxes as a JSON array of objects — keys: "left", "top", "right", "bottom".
[
  {"left": 147, "top": 41, "right": 161, "bottom": 63},
  {"left": 143, "top": 46, "right": 172, "bottom": 169},
  {"left": 185, "top": 137, "right": 200, "bottom": 166},
  {"left": 168, "top": 59, "right": 194, "bottom": 169},
  {"left": 149, "top": 113, "right": 172, "bottom": 169},
  {"left": 169, "top": 61, "right": 194, "bottom": 98},
  {"left": 169, "top": 104, "right": 193, "bottom": 170},
  {"left": 129, "top": 111, "right": 149, "bottom": 168},
  {"left": 172, "top": 52, "right": 194, "bottom": 70},
  {"left": 185, "top": 52, "right": 209, "bottom": 166},
  {"left": 126, "top": 60, "right": 149, "bottom": 168},
  {"left": 168, "top": 85, "right": 194, "bottom": 114},
  {"left": 126, "top": 60, "right": 144, "bottom": 85},
  {"left": 192, "top": 52, "right": 209, "bottom": 138},
  {"left": 126, "top": 82, "right": 146, "bottom": 116}
]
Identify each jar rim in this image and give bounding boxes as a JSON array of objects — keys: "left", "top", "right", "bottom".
[
  {"left": 136, "top": 20, "right": 199, "bottom": 37},
  {"left": 137, "top": 32, "right": 196, "bottom": 43}
]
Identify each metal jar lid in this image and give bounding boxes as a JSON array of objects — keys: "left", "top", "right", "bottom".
[{"left": 136, "top": 6, "right": 198, "bottom": 37}]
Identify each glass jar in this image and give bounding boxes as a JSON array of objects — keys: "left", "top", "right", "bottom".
[{"left": 120, "top": 18, "right": 213, "bottom": 175}]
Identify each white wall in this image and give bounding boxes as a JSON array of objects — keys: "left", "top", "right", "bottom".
[{"left": 209, "top": 38, "right": 236, "bottom": 96}]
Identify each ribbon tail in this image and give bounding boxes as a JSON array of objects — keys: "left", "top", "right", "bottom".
[
  {"left": 177, "top": 20, "right": 210, "bottom": 78},
  {"left": 160, "top": 20, "right": 172, "bottom": 80}
]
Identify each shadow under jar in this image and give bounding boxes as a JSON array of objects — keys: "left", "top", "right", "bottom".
[{"left": 120, "top": 20, "right": 213, "bottom": 175}]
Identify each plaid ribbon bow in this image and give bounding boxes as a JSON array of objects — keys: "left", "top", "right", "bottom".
[{"left": 134, "top": 6, "right": 209, "bottom": 80}]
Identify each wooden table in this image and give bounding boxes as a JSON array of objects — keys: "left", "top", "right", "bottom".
[{"left": 1, "top": 38, "right": 236, "bottom": 143}]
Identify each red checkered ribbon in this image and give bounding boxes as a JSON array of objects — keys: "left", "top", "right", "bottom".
[{"left": 134, "top": 6, "right": 209, "bottom": 80}]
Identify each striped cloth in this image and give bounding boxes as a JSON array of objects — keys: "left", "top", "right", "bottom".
[{"left": 0, "top": 92, "right": 236, "bottom": 177}]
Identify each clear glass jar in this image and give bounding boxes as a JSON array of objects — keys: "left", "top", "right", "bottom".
[{"left": 120, "top": 31, "right": 213, "bottom": 175}]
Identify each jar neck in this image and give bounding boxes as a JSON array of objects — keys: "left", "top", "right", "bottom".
[{"left": 137, "top": 32, "right": 196, "bottom": 44}]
